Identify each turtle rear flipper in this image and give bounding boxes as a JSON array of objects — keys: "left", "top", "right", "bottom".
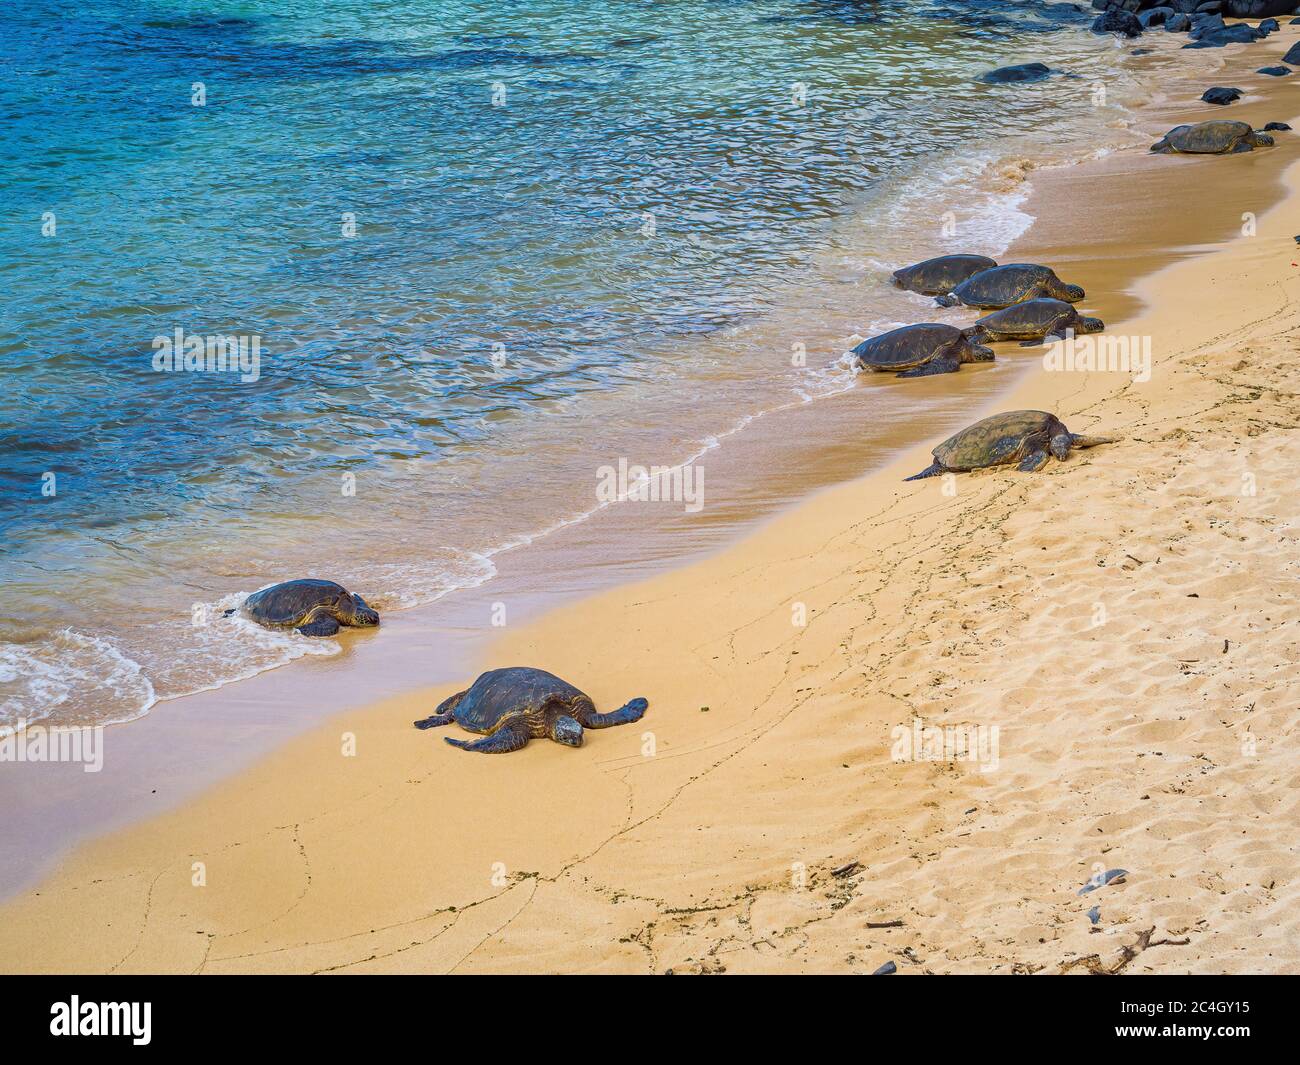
[
  {"left": 578, "top": 697, "right": 648, "bottom": 728},
  {"left": 904, "top": 462, "right": 944, "bottom": 482},
  {"left": 297, "top": 615, "right": 341, "bottom": 637},
  {"left": 446, "top": 720, "right": 531, "bottom": 753}
]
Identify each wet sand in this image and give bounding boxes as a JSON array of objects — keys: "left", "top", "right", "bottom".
[{"left": 3, "top": 29, "right": 1300, "bottom": 972}]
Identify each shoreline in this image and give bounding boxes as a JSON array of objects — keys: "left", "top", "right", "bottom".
[{"left": 5, "top": 24, "right": 1300, "bottom": 971}]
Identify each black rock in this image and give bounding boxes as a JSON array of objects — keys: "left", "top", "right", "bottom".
[
  {"left": 872, "top": 961, "right": 897, "bottom": 975},
  {"left": 1260, "top": 18, "right": 1281, "bottom": 33},
  {"left": 1139, "top": 5, "right": 1175, "bottom": 26},
  {"left": 1195, "top": 1, "right": 1223, "bottom": 13},
  {"left": 1094, "top": 8, "right": 1145, "bottom": 35},
  {"left": 980, "top": 62, "right": 1054, "bottom": 84},
  {"left": 1223, "top": 1, "right": 1297, "bottom": 15},
  {"left": 1263, "top": 121, "right": 1292, "bottom": 130},
  {"left": 1132, "top": 47, "right": 1155, "bottom": 54},
  {"left": 1167, "top": 12, "right": 1193, "bottom": 29},
  {"left": 1202, "top": 86, "right": 1243, "bottom": 104},
  {"left": 1186, "top": 23, "right": 1264, "bottom": 46},
  {"left": 1257, "top": 65, "right": 1293, "bottom": 74},
  {"left": 1285, "top": 41, "right": 1300, "bottom": 64}
]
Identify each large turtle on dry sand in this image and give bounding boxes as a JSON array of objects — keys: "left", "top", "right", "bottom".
[
  {"left": 414, "top": 666, "right": 648, "bottom": 753},
  {"left": 935, "top": 263, "right": 1085, "bottom": 309},
  {"left": 892, "top": 254, "right": 998, "bottom": 296},
  {"left": 966, "top": 298, "right": 1104, "bottom": 344},
  {"left": 1150, "top": 120, "right": 1274, "bottom": 155},
  {"left": 230, "top": 578, "right": 379, "bottom": 636},
  {"left": 905, "top": 410, "right": 1113, "bottom": 480},
  {"left": 853, "top": 323, "right": 994, "bottom": 378}
]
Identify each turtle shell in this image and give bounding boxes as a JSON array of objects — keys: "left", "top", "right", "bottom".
[
  {"left": 933, "top": 410, "right": 1066, "bottom": 471},
  {"left": 241, "top": 579, "right": 353, "bottom": 627},
  {"left": 452, "top": 667, "right": 588, "bottom": 734},
  {"left": 947, "top": 264, "right": 1059, "bottom": 309},
  {"left": 853, "top": 323, "right": 965, "bottom": 371},
  {"left": 973, "top": 298, "right": 1078, "bottom": 340},
  {"left": 892, "top": 254, "right": 997, "bottom": 296},
  {"left": 1165, "top": 120, "right": 1252, "bottom": 153}
]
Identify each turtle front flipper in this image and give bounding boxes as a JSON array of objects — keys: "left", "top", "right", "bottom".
[
  {"left": 415, "top": 688, "right": 467, "bottom": 728},
  {"left": 904, "top": 461, "right": 945, "bottom": 482},
  {"left": 896, "top": 355, "right": 959, "bottom": 378},
  {"left": 1016, "top": 450, "right": 1049, "bottom": 472},
  {"left": 1068, "top": 433, "right": 1114, "bottom": 449},
  {"left": 296, "top": 615, "right": 341, "bottom": 637},
  {"left": 445, "top": 720, "right": 531, "bottom": 753},
  {"left": 577, "top": 697, "right": 648, "bottom": 729}
]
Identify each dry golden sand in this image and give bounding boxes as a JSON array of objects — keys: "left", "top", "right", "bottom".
[{"left": 4, "top": 51, "right": 1300, "bottom": 976}]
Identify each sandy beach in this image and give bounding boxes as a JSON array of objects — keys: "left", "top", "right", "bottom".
[{"left": 5, "top": 19, "right": 1300, "bottom": 976}]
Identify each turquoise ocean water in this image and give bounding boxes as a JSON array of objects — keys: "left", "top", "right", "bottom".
[{"left": 0, "top": 0, "right": 1152, "bottom": 728}]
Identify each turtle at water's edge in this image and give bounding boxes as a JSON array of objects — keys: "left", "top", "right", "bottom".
[
  {"left": 1150, "top": 120, "right": 1274, "bottom": 155},
  {"left": 853, "top": 323, "right": 994, "bottom": 378},
  {"left": 935, "top": 263, "right": 1085, "bottom": 309},
  {"left": 414, "top": 666, "right": 648, "bottom": 753},
  {"left": 891, "top": 254, "right": 997, "bottom": 296},
  {"left": 231, "top": 578, "right": 380, "bottom": 636},
  {"left": 905, "top": 411, "right": 1113, "bottom": 479},
  {"left": 966, "top": 298, "right": 1104, "bottom": 344}
]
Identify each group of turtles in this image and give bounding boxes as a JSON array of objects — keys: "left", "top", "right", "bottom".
[
  {"left": 220, "top": 95, "right": 1298, "bottom": 755},
  {"left": 848, "top": 250, "right": 1114, "bottom": 481}
]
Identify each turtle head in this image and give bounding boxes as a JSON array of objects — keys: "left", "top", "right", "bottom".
[
  {"left": 1076, "top": 315, "right": 1104, "bottom": 335},
  {"left": 962, "top": 336, "right": 996, "bottom": 363},
  {"left": 550, "top": 714, "right": 584, "bottom": 748},
  {"left": 1059, "top": 283, "right": 1085, "bottom": 303},
  {"left": 348, "top": 594, "right": 381, "bottom": 627},
  {"left": 1049, "top": 432, "right": 1072, "bottom": 461}
]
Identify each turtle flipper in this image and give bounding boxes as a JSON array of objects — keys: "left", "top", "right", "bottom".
[
  {"left": 1016, "top": 450, "right": 1049, "bottom": 472},
  {"left": 415, "top": 689, "right": 466, "bottom": 728},
  {"left": 578, "top": 697, "right": 648, "bottom": 729},
  {"left": 904, "top": 462, "right": 944, "bottom": 482},
  {"left": 896, "top": 355, "right": 959, "bottom": 378},
  {"left": 296, "top": 615, "right": 341, "bottom": 637},
  {"left": 445, "top": 720, "right": 530, "bottom": 753},
  {"left": 934, "top": 293, "right": 959, "bottom": 308},
  {"left": 1069, "top": 433, "right": 1114, "bottom": 449}
]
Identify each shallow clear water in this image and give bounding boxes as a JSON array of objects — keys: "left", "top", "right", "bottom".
[{"left": 0, "top": 0, "right": 1158, "bottom": 728}]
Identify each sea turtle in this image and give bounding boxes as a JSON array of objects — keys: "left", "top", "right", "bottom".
[
  {"left": 892, "top": 254, "right": 998, "bottom": 296},
  {"left": 231, "top": 578, "right": 380, "bottom": 636},
  {"left": 966, "top": 298, "right": 1104, "bottom": 344},
  {"left": 935, "top": 263, "right": 1085, "bottom": 309},
  {"left": 414, "top": 666, "right": 648, "bottom": 753},
  {"left": 853, "top": 323, "right": 994, "bottom": 378},
  {"left": 1149, "top": 120, "right": 1274, "bottom": 155},
  {"left": 904, "top": 410, "right": 1113, "bottom": 479}
]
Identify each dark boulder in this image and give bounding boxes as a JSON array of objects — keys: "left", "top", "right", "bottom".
[
  {"left": 1223, "top": 1, "right": 1298, "bottom": 16},
  {"left": 1139, "top": 6, "right": 1175, "bottom": 25},
  {"left": 1263, "top": 121, "right": 1292, "bottom": 130},
  {"left": 1260, "top": 18, "right": 1281, "bottom": 33},
  {"left": 980, "top": 62, "right": 1054, "bottom": 84},
  {"left": 1285, "top": 41, "right": 1300, "bottom": 63},
  {"left": 1186, "top": 23, "right": 1264, "bottom": 46},
  {"left": 1201, "top": 86, "right": 1243, "bottom": 104},
  {"left": 1257, "top": 64, "right": 1292, "bottom": 74},
  {"left": 1167, "top": 12, "right": 1193, "bottom": 29},
  {"left": 1094, "top": 8, "right": 1145, "bottom": 34}
]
